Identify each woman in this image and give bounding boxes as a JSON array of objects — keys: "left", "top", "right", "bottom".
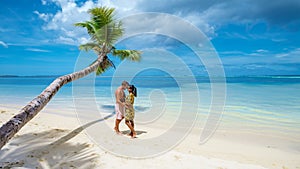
[{"left": 125, "top": 85, "right": 137, "bottom": 138}]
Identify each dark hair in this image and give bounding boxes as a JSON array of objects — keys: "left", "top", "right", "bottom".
[{"left": 129, "top": 85, "right": 137, "bottom": 97}]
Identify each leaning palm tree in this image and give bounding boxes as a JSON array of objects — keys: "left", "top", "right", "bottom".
[{"left": 0, "top": 7, "right": 141, "bottom": 149}]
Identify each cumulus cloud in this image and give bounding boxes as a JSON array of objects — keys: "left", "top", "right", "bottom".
[
  {"left": 35, "top": 0, "right": 218, "bottom": 45},
  {"left": 36, "top": 0, "right": 139, "bottom": 45},
  {"left": 136, "top": 0, "right": 221, "bottom": 15},
  {"left": 34, "top": 11, "right": 53, "bottom": 22},
  {"left": 35, "top": 0, "right": 300, "bottom": 45},
  {"left": 40, "top": 0, "right": 94, "bottom": 45},
  {"left": 183, "top": 12, "right": 216, "bottom": 37},
  {"left": 137, "top": 0, "right": 300, "bottom": 26},
  {"left": 0, "top": 41, "right": 8, "bottom": 48}
]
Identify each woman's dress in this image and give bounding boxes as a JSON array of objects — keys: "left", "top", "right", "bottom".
[{"left": 125, "top": 93, "right": 135, "bottom": 121}]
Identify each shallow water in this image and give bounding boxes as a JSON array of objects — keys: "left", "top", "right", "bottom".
[{"left": 0, "top": 76, "right": 299, "bottom": 141}]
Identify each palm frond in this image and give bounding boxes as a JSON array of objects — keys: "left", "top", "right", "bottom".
[
  {"left": 107, "top": 57, "right": 116, "bottom": 69},
  {"left": 75, "top": 21, "right": 104, "bottom": 44},
  {"left": 74, "top": 7, "right": 142, "bottom": 76},
  {"left": 92, "top": 21, "right": 123, "bottom": 46},
  {"left": 74, "top": 21, "right": 93, "bottom": 34},
  {"left": 96, "top": 56, "right": 115, "bottom": 75},
  {"left": 112, "top": 49, "right": 142, "bottom": 61},
  {"left": 89, "top": 7, "right": 115, "bottom": 27},
  {"left": 74, "top": 22, "right": 87, "bottom": 27},
  {"left": 76, "top": 7, "right": 123, "bottom": 50},
  {"left": 79, "top": 43, "right": 102, "bottom": 53}
]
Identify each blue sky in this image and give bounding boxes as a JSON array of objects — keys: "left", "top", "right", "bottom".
[{"left": 0, "top": 0, "right": 300, "bottom": 76}]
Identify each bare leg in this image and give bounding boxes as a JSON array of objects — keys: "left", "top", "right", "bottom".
[
  {"left": 114, "top": 119, "right": 122, "bottom": 135},
  {"left": 125, "top": 120, "right": 136, "bottom": 138},
  {"left": 130, "top": 120, "right": 134, "bottom": 129},
  {"left": 127, "top": 120, "right": 135, "bottom": 136},
  {"left": 131, "top": 120, "right": 136, "bottom": 138}
]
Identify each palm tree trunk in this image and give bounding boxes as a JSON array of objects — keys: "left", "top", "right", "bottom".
[{"left": 0, "top": 55, "right": 105, "bottom": 150}]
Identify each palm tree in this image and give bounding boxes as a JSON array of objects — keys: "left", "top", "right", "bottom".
[{"left": 0, "top": 7, "right": 141, "bottom": 150}]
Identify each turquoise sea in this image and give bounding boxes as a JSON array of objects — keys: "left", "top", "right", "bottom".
[{"left": 0, "top": 75, "right": 300, "bottom": 143}]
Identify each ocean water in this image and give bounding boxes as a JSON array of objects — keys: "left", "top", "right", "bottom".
[{"left": 0, "top": 76, "right": 300, "bottom": 141}]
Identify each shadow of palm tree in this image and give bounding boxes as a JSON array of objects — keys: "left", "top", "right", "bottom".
[
  {"left": 0, "top": 113, "right": 114, "bottom": 169},
  {"left": 50, "top": 113, "right": 114, "bottom": 146}
]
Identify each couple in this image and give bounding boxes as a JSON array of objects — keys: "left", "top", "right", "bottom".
[{"left": 114, "top": 81, "right": 137, "bottom": 138}]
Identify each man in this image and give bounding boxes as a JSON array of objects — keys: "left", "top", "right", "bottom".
[{"left": 114, "top": 80, "right": 129, "bottom": 134}]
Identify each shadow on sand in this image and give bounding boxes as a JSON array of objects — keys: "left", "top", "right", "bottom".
[
  {"left": 0, "top": 113, "right": 114, "bottom": 169},
  {"left": 121, "top": 130, "right": 147, "bottom": 136}
]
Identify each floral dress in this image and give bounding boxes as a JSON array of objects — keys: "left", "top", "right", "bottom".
[{"left": 125, "top": 93, "right": 135, "bottom": 121}]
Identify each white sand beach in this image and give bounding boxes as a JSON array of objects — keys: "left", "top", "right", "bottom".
[
  {"left": 1, "top": 0, "right": 300, "bottom": 168},
  {"left": 0, "top": 103, "right": 299, "bottom": 169}
]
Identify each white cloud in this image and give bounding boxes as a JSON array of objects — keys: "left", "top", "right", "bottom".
[
  {"left": 182, "top": 12, "right": 216, "bottom": 37},
  {"left": 35, "top": 0, "right": 300, "bottom": 47},
  {"left": 94, "top": 0, "right": 138, "bottom": 14},
  {"left": 0, "top": 41, "right": 8, "bottom": 48},
  {"left": 219, "top": 51, "right": 245, "bottom": 55},
  {"left": 41, "top": 0, "right": 47, "bottom": 5},
  {"left": 34, "top": 11, "right": 53, "bottom": 22},
  {"left": 36, "top": 0, "right": 216, "bottom": 46},
  {"left": 34, "top": 0, "right": 219, "bottom": 45},
  {"left": 198, "top": 2, "right": 255, "bottom": 25},
  {"left": 56, "top": 36, "right": 76, "bottom": 45},
  {"left": 121, "top": 13, "right": 213, "bottom": 49},
  {"left": 256, "top": 49, "right": 269, "bottom": 53},
  {"left": 220, "top": 47, "right": 300, "bottom": 66},
  {"left": 275, "top": 48, "right": 300, "bottom": 62},
  {"left": 25, "top": 48, "right": 51, "bottom": 52},
  {"left": 34, "top": 0, "right": 141, "bottom": 46},
  {"left": 137, "top": 0, "right": 300, "bottom": 27},
  {"left": 39, "top": 0, "right": 95, "bottom": 45},
  {"left": 271, "top": 38, "right": 287, "bottom": 42},
  {"left": 222, "top": 32, "right": 250, "bottom": 40}
]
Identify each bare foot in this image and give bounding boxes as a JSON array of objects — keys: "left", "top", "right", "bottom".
[
  {"left": 114, "top": 127, "right": 122, "bottom": 135},
  {"left": 127, "top": 132, "right": 133, "bottom": 136},
  {"left": 131, "top": 132, "right": 137, "bottom": 139},
  {"left": 115, "top": 131, "right": 122, "bottom": 135}
]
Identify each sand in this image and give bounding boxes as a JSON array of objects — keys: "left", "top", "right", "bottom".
[{"left": 0, "top": 103, "right": 299, "bottom": 169}]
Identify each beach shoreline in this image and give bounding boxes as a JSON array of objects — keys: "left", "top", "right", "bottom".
[{"left": 1, "top": 103, "right": 299, "bottom": 169}]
